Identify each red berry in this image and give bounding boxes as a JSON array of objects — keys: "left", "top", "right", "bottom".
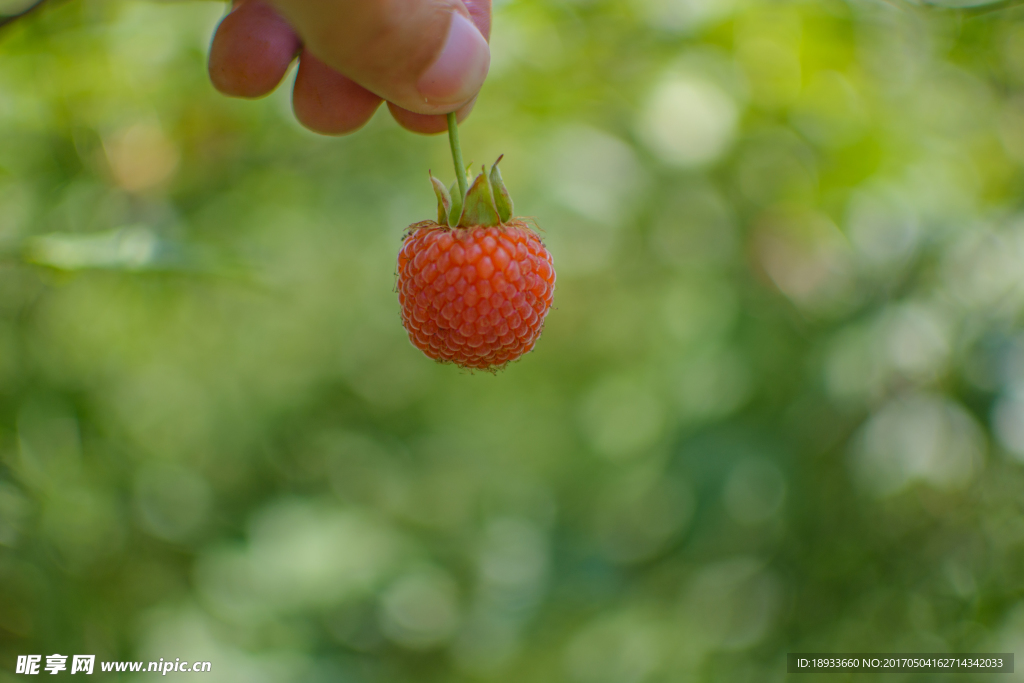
[{"left": 397, "top": 219, "right": 555, "bottom": 370}]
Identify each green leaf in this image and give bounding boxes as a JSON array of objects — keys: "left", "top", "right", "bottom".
[{"left": 21, "top": 226, "right": 238, "bottom": 278}]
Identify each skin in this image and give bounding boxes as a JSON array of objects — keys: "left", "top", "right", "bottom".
[{"left": 208, "top": 0, "right": 492, "bottom": 135}]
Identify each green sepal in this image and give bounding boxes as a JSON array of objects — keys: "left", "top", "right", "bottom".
[
  {"left": 457, "top": 166, "right": 501, "bottom": 228},
  {"left": 446, "top": 164, "right": 473, "bottom": 225},
  {"left": 430, "top": 172, "right": 452, "bottom": 226},
  {"left": 489, "top": 155, "right": 513, "bottom": 223},
  {"left": 448, "top": 179, "right": 463, "bottom": 226}
]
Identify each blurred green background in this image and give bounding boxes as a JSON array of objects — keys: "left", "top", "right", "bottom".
[{"left": 2, "top": 0, "right": 1024, "bottom": 680}]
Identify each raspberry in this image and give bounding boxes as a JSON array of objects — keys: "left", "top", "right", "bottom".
[
  {"left": 397, "top": 220, "right": 555, "bottom": 370},
  {"left": 397, "top": 155, "right": 555, "bottom": 370}
]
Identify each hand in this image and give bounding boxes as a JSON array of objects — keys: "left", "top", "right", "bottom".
[{"left": 208, "top": 0, "right": 491, "bottom": 135}]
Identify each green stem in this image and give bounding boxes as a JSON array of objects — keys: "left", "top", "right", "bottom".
[{"left": 447, "top": 112, "right": 468, "bottom": 200}]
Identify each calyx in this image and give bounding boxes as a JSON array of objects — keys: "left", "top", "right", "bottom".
[{"left": 430, "top": 156, "right": 514, "bottom": 228}]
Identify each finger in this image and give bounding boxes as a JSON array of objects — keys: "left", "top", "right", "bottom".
[
  {"left": 464, "top": 0, "right": 491, "bottom": 40},
  {"left": 209, "top": 0, "right": 300, "bottom": 98},
  {"left": 265, "top": 0, "right": 490, "bottom": 115},
  {"left": 292, "top": 49, "right": 384, "bottom": 135},
  {"left": 387, "top": 97, "right": 476, "bottom": 135}
]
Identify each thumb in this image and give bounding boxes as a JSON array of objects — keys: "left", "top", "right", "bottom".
[{"left": 265, "top": 0, "right": 490, "bottom": 115}]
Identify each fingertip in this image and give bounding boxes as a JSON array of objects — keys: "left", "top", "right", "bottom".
[
  {"left": 387, "top": 98, "right": 476, "bottom": 135},
  {"left": 464, "top": 0, "right": 492, "bottom": 41},
  {"left": 413, "top": 12, "right": 490, "bottom": 111},
  {"left": 293, "top": 50, "right": 384, "bottom": 136},
  {"left": 209, "top": 0, "right": 299, "bottom": 99}
]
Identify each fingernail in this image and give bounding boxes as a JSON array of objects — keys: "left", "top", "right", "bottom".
[{"left": 416, "top": 12, "right": 490, "bottom": 106}]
